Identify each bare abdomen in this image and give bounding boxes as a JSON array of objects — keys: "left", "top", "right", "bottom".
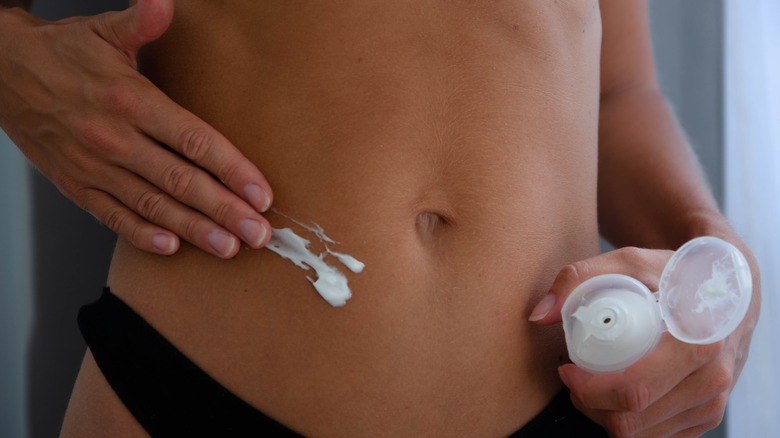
[{"left": 107, "top": 1, "right": 602, "bottom": 435}]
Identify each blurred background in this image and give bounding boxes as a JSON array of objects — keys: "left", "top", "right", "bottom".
[{"left": 1, "top": 0, "right": 776, "bottom": 436}]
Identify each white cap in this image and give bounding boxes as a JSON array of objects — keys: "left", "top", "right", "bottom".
[
  {"left": 658, "top": 236, "right": 753, "bottom": 344},
  {"left": 561, "top": 237, "right": 752, "bottom": 374}
]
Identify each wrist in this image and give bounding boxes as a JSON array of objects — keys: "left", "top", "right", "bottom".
[
  {"left": 680, "top": 209, "right": 756, "bottom": 265},
  {"left": 680, "top": 208, "right": 735, "bottom": 242},
  {"left": 685, "top": 209, "right": 761, "bottom": 330}
]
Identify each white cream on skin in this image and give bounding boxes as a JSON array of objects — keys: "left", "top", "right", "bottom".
[
  {"left": 327, "top": 250, "right": 365, "bottom": 273},
  {"left": 264, "top": 216, "right": 364, "bottom": 307}
]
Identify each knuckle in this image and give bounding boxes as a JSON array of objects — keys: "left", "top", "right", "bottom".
[
  {"left": 705, "top": 407, "right": 727, "bottom": 431},
  {"left": 693, "top": 396, "right": 728, "bottom": 435},
  {"left": 693, "top": 341, "right": 724, "bottom": 365},
  {"left": 72, "top": 118, "right": 122, "bottom": 158},
  {"left": 616, "top": 246, "right": 644, "bottom": 263},
  {"left": 70, "top": 186, "right": 98, "bottom": 217},
  {"left": 618, "top": 246, "right": 644, "bottom": 260},
  {"left": 707, "top": 364, "right": 734, "bottom": 395},
  {"left": 557, "top": 262, "right": 589, "bottom": 287},
  {"left": 163, "top": 164, "right": 198, "bottom": 199},
  {"left": 602, "top": 412, "right": 642, "bottom": 438},
  {"left": 55, "top": 174, "right": 81, "bottom": 201},
  {"left": 102, "top": 204, "right": 128, "bottom": 234},
  {"left": 621, "top": 382, "right": 652, "bottom": 412},
  {"left": 711, "top": 393, "right": 729, "bottom": 420},
  {"left": 182, "top": 217, "right": 202, "bottom": 242},
  {"left": 681, "top": 394, "right": 728, "bottom": 437},
  {"left": 617, "top": 246, "right": 670, "bottom": 289},
  {"left": 93, "top": 82, "right": 141, "bottom": 116},
  {"left": 135, "top": 190, "right": 167, "bottom": 222},
  {"left": 177, "top": 127, "right": 215, "bottom": 162},
  {"left": 212, "top": 200, "right": 233, "bottom": 224},
  {"left": 69, "top": 186, "right": 127, "bottom": 233},
  {"left": 128, "top": 223, "right": 146, "bottom": 250},
  {"left": 218, "top": 160, "right": 242, "bottom": 186}
]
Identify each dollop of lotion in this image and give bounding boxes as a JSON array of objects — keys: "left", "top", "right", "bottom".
[{"left": 265, "top": 226, "right": 365, "bottom": 307}]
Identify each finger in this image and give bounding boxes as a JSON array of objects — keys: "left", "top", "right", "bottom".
[
  {"left": 570, "top": 359, "right": 730, "bottom": 437},
  {"left": 630, "top": 392, "right": 728, "bottom": 438},
  {"left": 560, "top": 334, "right": 723, "bottom": 412},
  {"left": 634, "top": 353, "right": 732, "bottom": 438},
  {"left": 94, "top": 167, "right": 243, "bottom": 258},
  {"left": 127, "top": 133, "right": 272, "bottom": 249},
  {"left": 639, "top": 394, "right": 728, "bottom": 438},
  {"left": 529, "top": 247, "right": 671, "bottom": 324},
  {"left": 76, "top": 186, "right": 179, "bottom": 255},
  {"left": 91, "top": 0, "right": 174, "bottom": 67},
  {"left": 138, "top": 86, "right": 274, "bottom": 215}
]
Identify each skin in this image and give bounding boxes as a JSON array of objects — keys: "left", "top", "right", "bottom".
[
  {"left": 529, "top": 3, "right": 763, "bottom": 435},
  {"left": 0, "top": 0, "right": 273, "bottom": 258},
  {"left": 0, "top": 0, "right": 761, "bottom": 437}
]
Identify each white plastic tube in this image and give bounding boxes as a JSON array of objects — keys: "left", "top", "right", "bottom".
[{"left": 562, "top": 237, "right": 752, "bottom": 373}]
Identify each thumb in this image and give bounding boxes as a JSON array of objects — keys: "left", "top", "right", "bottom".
[
  {"left": 528, "top": 248, "right": 672, "bottom": 325},
  {"left": 528, "top": 291, "right": 561, "bottom": 325},
  {"left": 93, "top": 0, "right": 174, "bottom": 67},
  {"left": 529, "top": 265, "right": 590, "bottom": 325}
]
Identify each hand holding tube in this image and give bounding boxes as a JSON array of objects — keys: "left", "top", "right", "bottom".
[{"left": 561, "top": 237, "right": 752, "bottom": 374}]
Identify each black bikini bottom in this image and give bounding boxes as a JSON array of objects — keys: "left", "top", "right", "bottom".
[{"left": 79, "top": 288, "right": 608, "bottom": 437}]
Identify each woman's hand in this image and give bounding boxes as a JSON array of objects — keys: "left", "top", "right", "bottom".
[
  {"left": 0, "top": 0, "right": 273, "bottom": 258},
  {"left": 530, "top": 245, "right": 760, "bottom": 437}
]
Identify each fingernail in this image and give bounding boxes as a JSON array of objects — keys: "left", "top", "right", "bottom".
[
  {"left": 152, "top": 233, "right": 176, "bottom": 255},
  {"left": 238, "top": 219, "right": 266, "bottom": 248},
  {"left": 244, "top": 184, "right": 271, "bottom": 213},
  {"left": 208, "top": 229, "right": 237, "bottom": 257},
  {"left": 529, "top": 294, "right": 556, "bottom": 322}
]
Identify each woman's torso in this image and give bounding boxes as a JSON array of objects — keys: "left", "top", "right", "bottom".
[{"left": 105, "top": 1, "right": 602, "bottom": 436}]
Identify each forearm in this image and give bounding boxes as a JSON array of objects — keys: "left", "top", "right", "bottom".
[
  {"left": 562, "top": 5, "right": 761, "bottom": 435},
  {"left": 598, "top": 87, "right": 761, "bottom": 333},
  {"left": 597, "top": 86, "right": 729, "bottom": 249}
]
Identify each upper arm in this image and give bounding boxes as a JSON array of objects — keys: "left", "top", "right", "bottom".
[{"left": 599, "top": 0, "right": 660, "bottom": 96}]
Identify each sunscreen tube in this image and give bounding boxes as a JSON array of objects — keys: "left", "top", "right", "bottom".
[{"left": 561, "top": 237, "right": 752, "bottom": 374}]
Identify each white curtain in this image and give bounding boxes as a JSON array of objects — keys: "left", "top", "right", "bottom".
[{"left": 724, "top": 0, "right": 780, "bottom": 436}]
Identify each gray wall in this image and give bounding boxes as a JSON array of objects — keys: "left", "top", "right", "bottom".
[
  {"left": 0, "top": 132, "right": 33, "bottom": 438},
  {"left": 0, "top": 0, "right": 727, "bottom": 437},
  {"left": 649, "top": 0, "right": 725, "bottom": 205}
]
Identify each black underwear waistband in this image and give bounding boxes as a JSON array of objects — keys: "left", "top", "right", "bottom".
[
  {"left": 79, "top": 288, "right": 607, "bottom": 437},
  {"left": 79, "top": 288, "right": 304, "bottom": 437}
]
